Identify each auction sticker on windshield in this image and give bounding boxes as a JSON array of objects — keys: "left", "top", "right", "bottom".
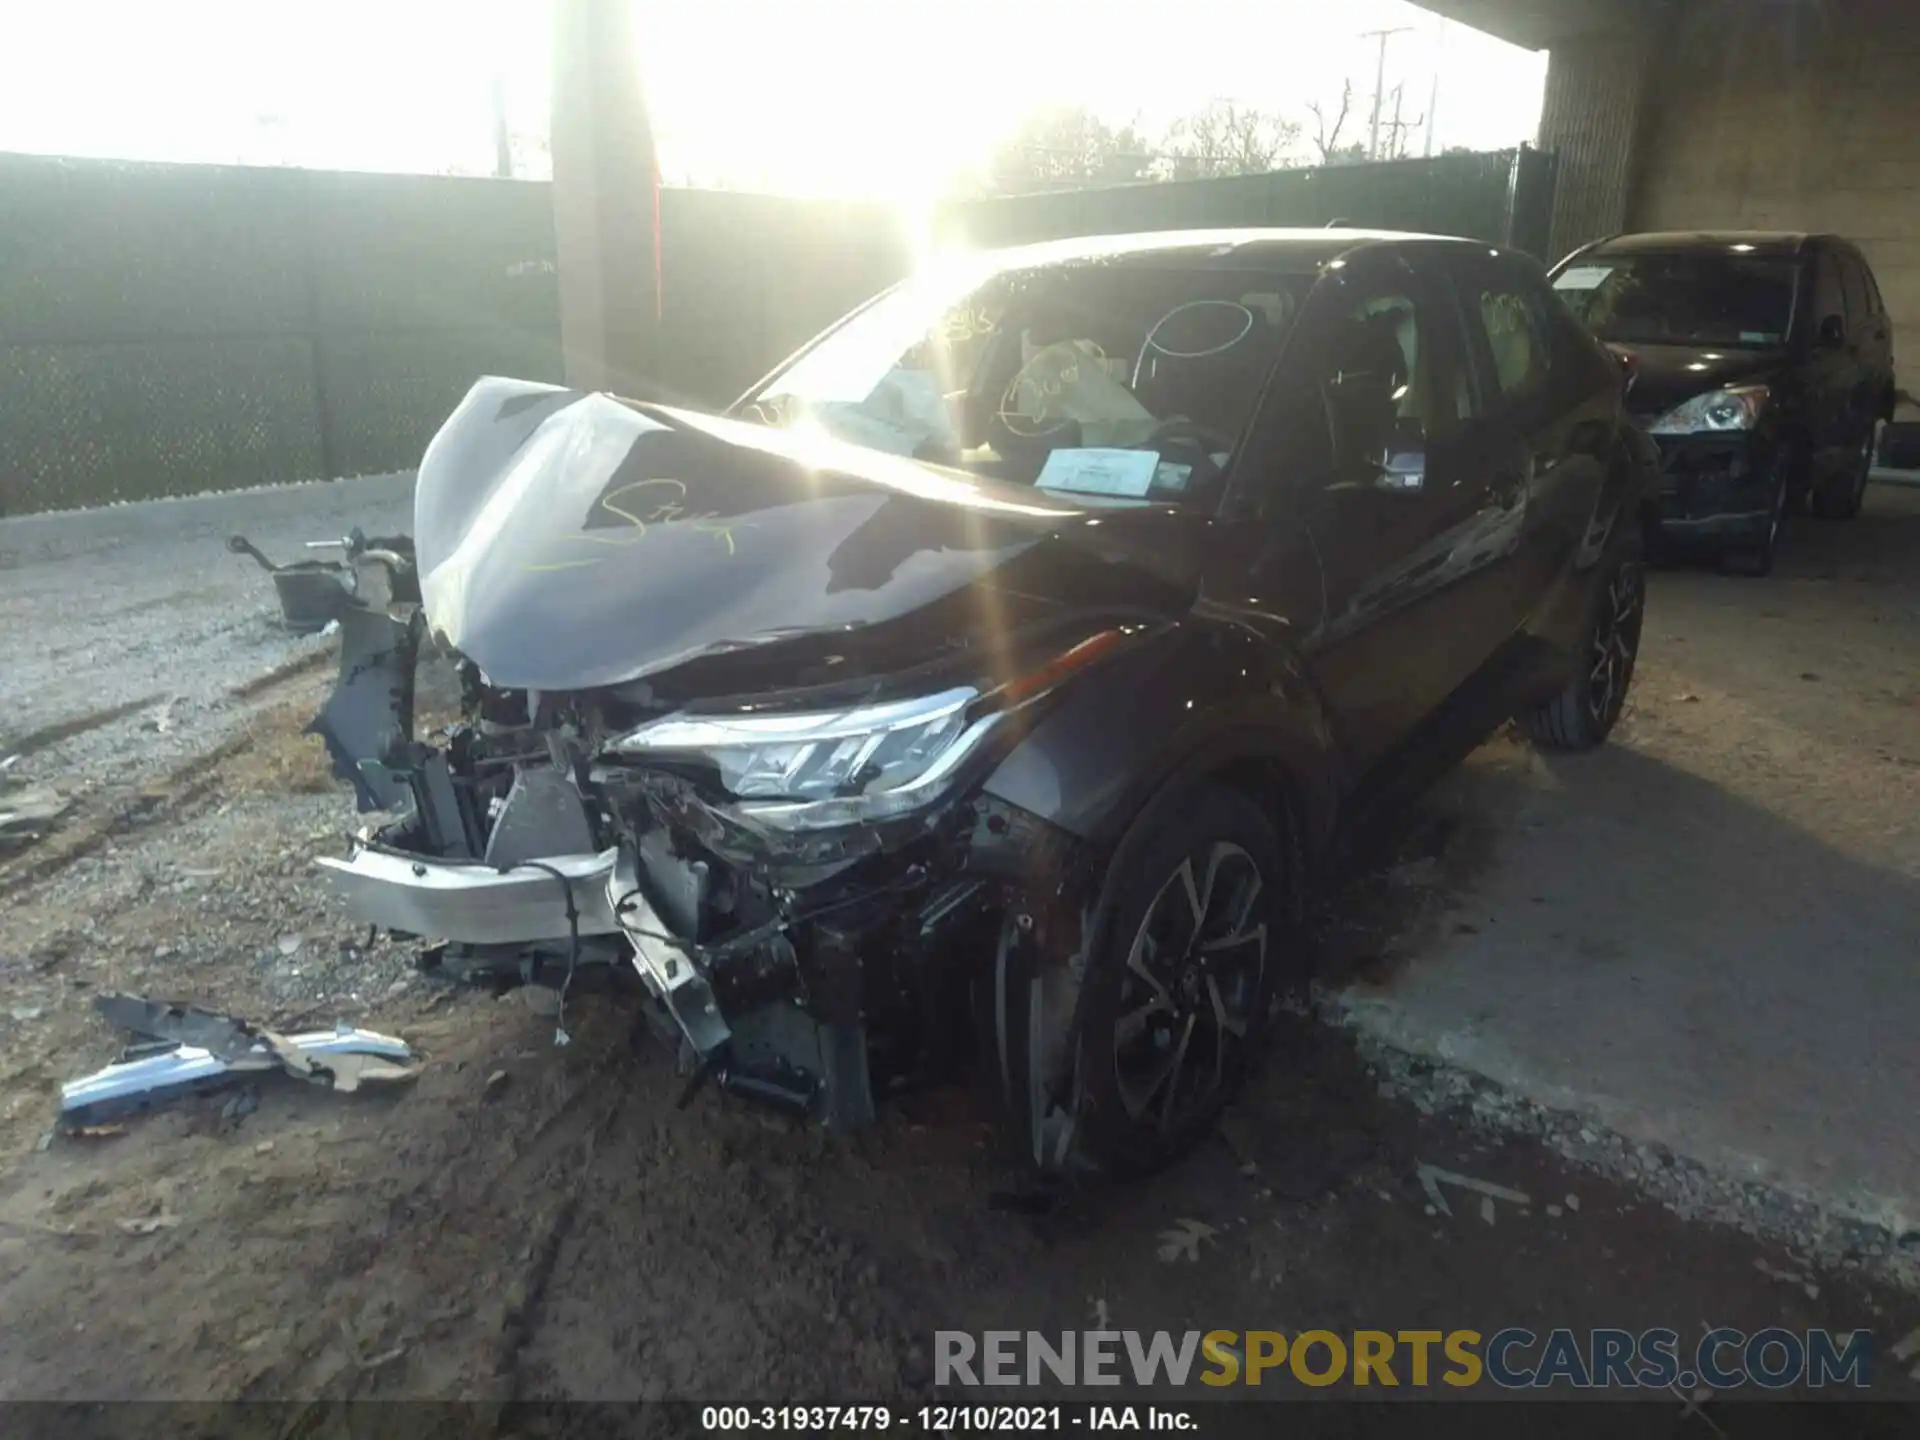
[
  {"left": 1553, "top": 265, "right": 1615, "bottom": 293},
  {"left": 1036, "top": 448, "right": 1160, "bottom": 498}
]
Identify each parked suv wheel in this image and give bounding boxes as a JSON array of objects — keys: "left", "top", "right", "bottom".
[
  {"left": 1520, "top": 553, "right": 1646, "bottom": 751},
  {"left": 1719, "top": 463, "right": 1787, "bottom": 577},
  {"left": 1810, "top": 423, "right": 1877, "bottom": 520}
]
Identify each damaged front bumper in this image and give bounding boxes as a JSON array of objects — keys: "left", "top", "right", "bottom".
[
  {"left": 302, "top": 566, "right": 1107, "bottom": 1145},
  {"left": 1646, "top": 430, "right": 1781, "bottom": 545},
  {"left": 315, "top": 846, "right": 621, "bottom": 943},
  {"left": 316, "top": 739, "right": 1082, "bottom": 1138}
]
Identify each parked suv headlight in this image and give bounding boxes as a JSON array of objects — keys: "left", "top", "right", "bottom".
[{"left": 1648, "top": 385, "right": 1769, "bottom": 435}]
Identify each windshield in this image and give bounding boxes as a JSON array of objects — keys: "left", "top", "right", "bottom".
[
  {"left": 1552, "top": 252, "right": 1798, "bottom": 348},
  {"left": 739, "top": 257, "right": 1314, "bottom": 506}
]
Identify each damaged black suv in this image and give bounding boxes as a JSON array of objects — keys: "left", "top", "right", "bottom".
[{"left": 316, "top": 229, "right": 1655, "bottom": 1177}]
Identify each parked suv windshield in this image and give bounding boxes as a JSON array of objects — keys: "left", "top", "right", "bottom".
[
  {"left": 1553, "top": 252, "right": 1798, "bottom": 348},
  {"left": 740, "top": 257, "right": 1313, "bottom": 505}
]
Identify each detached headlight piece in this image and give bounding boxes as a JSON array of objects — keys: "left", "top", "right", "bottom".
[
  {"left": 1648, "top": 384, "right": 1769, "bottom": 435},
  {"left": 606, "top": 629, "right": 1130, "bottom": 831}
]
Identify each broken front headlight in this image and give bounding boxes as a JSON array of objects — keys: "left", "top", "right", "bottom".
[{"left": 606, "top": 686, "right": 1002, "bottom": 831}]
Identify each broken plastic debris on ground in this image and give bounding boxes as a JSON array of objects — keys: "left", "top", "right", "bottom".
[
  {"left": 56, "top": 993, "right": 419, "bottom": 1130},
  {"left": 0, "top": 776, "right": 69, "bottom": 848}
]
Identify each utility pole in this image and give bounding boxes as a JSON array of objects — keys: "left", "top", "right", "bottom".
[
  {"left": 1361, "top": 26, "right": 1413, "bottom": 161},
  {"left": 491, "top": 70, "right": 513, "bottom": 178},
  {"left": 1425, "top": 16, "right": 1448, "bottom": 157}
]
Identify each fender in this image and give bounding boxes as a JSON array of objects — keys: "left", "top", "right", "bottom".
[
  {"left": 1604, "top": 416, "right": 1660, "bottom": 550},
  {"left": 975, "top": 617, "right": 1342, "bottom": 1174},
  {"left": 1518, "top": 415, "right": 1655, "bottom": 698},
  {"left": 979, "top": 617, "right": 1342, "bottom": 876}
]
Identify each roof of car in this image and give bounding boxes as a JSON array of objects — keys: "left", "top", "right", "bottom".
[
  {"left": 974, "top": 227, "right": 1489, "bottom": 272},
  {"left": 1582, "top": 231, "right": 1817, "bottom": 260}
]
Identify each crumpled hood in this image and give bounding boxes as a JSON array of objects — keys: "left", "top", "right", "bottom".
[
  {"left": 1608, "top": 342, "right": 1790, "bottom": 420},
  {"left": 414, "top": 378, "right": 1200, "bottom": 692}
]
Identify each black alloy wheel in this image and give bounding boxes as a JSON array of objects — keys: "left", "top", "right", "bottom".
[
  {"left": 1109, "top": 839, "right": 1266, "bottom": 1131},
  {"left": 1586, "top": 561, "right": 1645, "bottom": 733},
  {"left": 1521, "top": 553, "right": 1646, "bottom": 751},
  {"left": 1068, "top": 784, "right": 1289, "bottom": 1176}
]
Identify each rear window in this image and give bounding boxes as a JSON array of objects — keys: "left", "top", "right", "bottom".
[{"left": 1553, "top": 252, "right": 1798, "bottom": 348}]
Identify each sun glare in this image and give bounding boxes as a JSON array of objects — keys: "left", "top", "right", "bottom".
[{"left": 0, "top": 0, "right": 1544, "bottom": 208}]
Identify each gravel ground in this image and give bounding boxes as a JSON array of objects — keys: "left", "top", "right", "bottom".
[
  {"left": 2, "top": 479, "right": 1919, "bottom": 1411},
  {"left": 0, "top": 474, "right": 412, "bottom": 790},
  {"left": 2, "top": 724, "right": 1916, "bottom": 1413}
]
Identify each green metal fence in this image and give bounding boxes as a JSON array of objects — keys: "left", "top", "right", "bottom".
[
  {"left": 0, "top": 153, "right": 914, "bottom": 515},
  {"left": 0, "top": 147, "right": 1554, "bottom": 516},
  {"left": 0, "top": 153, "right": 565, "bottom": 514},
  {"left": 937, "top": 147, "right": 1558, "bottom": 256},
  {"left": 658, "top": 189, "right": 913, "bottom": 405}
]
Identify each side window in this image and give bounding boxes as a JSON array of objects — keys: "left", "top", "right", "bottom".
[
  {"left": 1839, "top": 253, "right": 1871, "bottom": 329},
  {"left": 1865, "top": 260, "right": 1887, "bottom": 316},
  {"left": 1812, "top": 251, "right": 1847, "bottom": 327},
  {"left": 1455, "top": 265, "right": 1555, "bottom": 416},
  {"left": 1311, "top": 284, "right": 1447, "bottom": 492}
]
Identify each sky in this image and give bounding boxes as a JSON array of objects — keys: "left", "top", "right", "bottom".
[{"left": 0, "top": 0, "right": 1547, "bottom": 201}]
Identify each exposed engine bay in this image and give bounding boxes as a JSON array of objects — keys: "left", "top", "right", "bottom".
[
  {"left": 313, "top": 570, "right": 1109, "bottom": 1138},
  {"left": 298, "top": 377, "right": 1183, "bottom": 1152}
]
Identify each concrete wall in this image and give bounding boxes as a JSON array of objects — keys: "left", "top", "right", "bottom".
[
  {"left": 1538, "top": 32, "right": 1655, "bottom": 263},
  {"left": 1629, "top": 0, "right": 1920, "bottom": 390}
]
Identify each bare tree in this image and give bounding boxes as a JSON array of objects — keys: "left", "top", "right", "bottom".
[
  {"left": 1307, "top": 82, "right": 1360, "bottom": 166},
  {"left": 979, "top": 106, "right": 1158, "bottom": 195},
  {"left": 1163, "top": 101, "right": 1303, "bottom": 180},
  {"left": 1376, "top": 84, "right": 1426, "bottom": 162}
]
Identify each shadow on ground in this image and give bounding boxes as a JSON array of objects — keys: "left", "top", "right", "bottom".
[{"left": 1335, "top": 484, "right": 1920, "bottom": 1228}]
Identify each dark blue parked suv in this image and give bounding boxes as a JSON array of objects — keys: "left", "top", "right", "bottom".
[{"left": 1551, "top": 231, "right": 1896, "bottom": 575}]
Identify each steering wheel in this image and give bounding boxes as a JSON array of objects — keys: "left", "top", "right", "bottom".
[
  {"left": 1132, "top": 300, "right": 1257, "bottom": 388},
  {"left": 989, "top": 339, "right": 1093, "bottom": 457}
]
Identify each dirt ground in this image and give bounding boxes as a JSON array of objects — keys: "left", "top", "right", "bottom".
[{"left": 2, "top": 491, "right": 1919, "bottom": 1416}]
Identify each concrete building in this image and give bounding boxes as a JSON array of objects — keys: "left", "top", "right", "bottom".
[{"left": 1428, "top": 0, "right": 1920, "bottom": 389}]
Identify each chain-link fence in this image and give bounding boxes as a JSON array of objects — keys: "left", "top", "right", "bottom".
[{"left": 0, "top": 154, "right": 563, "bottom": 515}]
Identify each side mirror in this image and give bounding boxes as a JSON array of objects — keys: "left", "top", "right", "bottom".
[{"left": 1818, "top": 313, "right": 1847, "bottom": 349}]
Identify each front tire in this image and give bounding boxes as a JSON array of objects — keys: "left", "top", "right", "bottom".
[
  {"left": 1810, "top": 423, "right": 1876, "bottom": 520},
  {"left": 1718, "top": 458, "right": 1788, "bottom": 576},
  {"left": 1067, "top": 783, "right": 1290, "bottom": 1177},
  {"left": 1520, "top": 551, "right": 1646, "bottom": 751}
]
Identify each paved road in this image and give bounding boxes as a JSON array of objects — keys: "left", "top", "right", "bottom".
[{"left": 1338, "top": 482, "right": 1920, "bottom": 1235}]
